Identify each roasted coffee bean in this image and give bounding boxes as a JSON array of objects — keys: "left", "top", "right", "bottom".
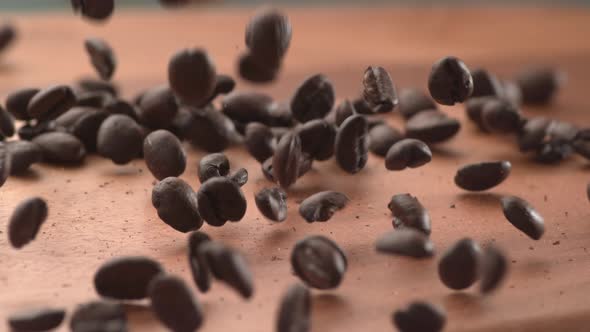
[
  {"left": 299, "top": 191, "right": 349, "bottom": 223},
  {"left": 229, "top": 168, "right": 249, "bottom": 187},
  {"left": 8, "top": 307, "right": 65, "bottom": 332},
  {"left": 573, "top": 128, "right": 590, "bottom": 159},
  {"left": 137, "top": 85, "right": 178, "bottom": 129},
  {"left": 291, "top": 74, "right": 335, "bottom": 123},
  {"left": 197, "top": 177, "right": 247, "bottom": 227},
  {"left": 70, "top": 108, "right": 109, "bottom": 152},
  {"left": 479, "top": 245, "right": 508, "bottom": 294},
  {"left": 143, "top": 130, "right": 186, "bottom": 180},
  {"left": 149, "top": 274, "right": 204, "bottom": 332},
  {"left": 268, "top": 102, "right": 295, "bottom": 127},
  {"left": 454, "top": 161, "right": 511, "bottom": 191},
  {"left": 362, "top": 66, "right": 398, "bottom": 113},
  {"left": 352, "top": 97, "right": 376, "bottom": 115},
  {"left": 94, "top": 256, "right": 164, "bottom": 300},
  {"left": 222, "top": 91, "right": 274, "bottom": 125},
  {"left": 535, "top": 140, "right": 573, "bottom": 164},
  {"left": 169, "top": 48, "right": 216, "bottom": 106},
  {"left": 71, "top": 0, "right": 114, "bottom": 21},
  {"left": 238, "top": 51, "right": 280, "bottom": 83},
  {"left": 438, "top": 238, "right": 481, "bottom": 290},
  {"left": 152, "top": 177, "right": 202, "bottom": 232},
  {"left": 398, "top": 88, "right": 437, "bottom": 120},
  {"left": 245, "top": 8, "right": 291, "bottom": 65},
  {"left": 480, "top": 99, "right": 521, "bottom": 133},
  {"left": 291, "top": 235, "right": 347, "bottom": 289},
  {"left": 297, "top": 119, "right": 336, "bottom": 161},
  {"left": 8, "top": 197, "right": 48, "bottom": 249},
  {"left": 0, "top": 23, "right": 16, "bottom": 53},
  {"left": 255, "top": 187, "right": 288, "bottom": 222},
  {"left": 245, "top": 123, "right": 275, "bottom": 162},
  {"left": 392, "top": 301, "right": 446, "bottom": 332},
  {"left": 76, "top": 78, "right": 119, "bottom": 96},
  {"left": 54, "top": 107, "right": 90, "bottom": 128},
  {"left": 213, "top": 74, "right": 236, "bottom": 95},
  {"left": 97, "top": 114, "right": 142, "bottom": 164},
  {"left": 5, "top": 140, "right": 42, "bottom": 174},
  {"left": 70, "top": 301, "right": 126, "bottom": 332},
  {"left": 518, "top": 117, "right": 551, "bottom": 151},
  {"left": 385, "top": 139, "right": 431, "bottom": 171},
  {"left": 188, "top": 231, "right": 212, "bottom": 292},
  {"left": 470, "top": 68, "right": 503, "bottom": 98},
  {"left": 333, "top": 99, "right": 356, "bottom": 127},
  {"left": 27, "top": 85, "right": 76, "bottom": 121},
  {"left": 200, "top": 241, "right": 254, "bottom": 298},
  {"left": 501, "top": 80, "right": 523, "bottom": 107},
  {"left": 5, "top": 88, "right": 39, "bottom": 121},
  {"left": 428, "top": 56, "right": 473, "bottom": 105},
  {"left": 533, "top": 120, "right": 576, "bottom": 163},
  {"left": 75, "top": 90, "right": 113, "bottom": 108},
  {"left": 388, "top": 194, "right": 431, "bottom": 235},
  {"left": 335, "top": 114, "right": 368, "bottom": 174},
  {"left": 198, "top": 153, "right": 230, "bottom": 183},
  {"left": 500, "top": 195, "right": 544, "bottom": 240},
  {"left": 375, "top": 228, "right": 434, "bottom": 258},
  {"left": 17, "top": 122, "right": 55, "bottom": 141},
  {"left": 185, "top": 106, "right": 233, "bottom": 152},
  {"left": 32, "top": 132, "right": 85, "bottom": 164},
  {"left": 0, "top": 143, "right": 10, "bottom": 186},
  {"left": 405, "top": 110, "right": 460, "bottom": 143},
  {"left": 276, "top": 283, "right": 311, "bottom": 332},
  {"left": 0, "top": 106, "right": 14, "bottom": 137},
  {"left": 262, "top": 154, "right": 312, "bottom": 183},
  {"left": 104, "top": 99, "right": 138, "bottom": 120},
  {"left": 464, "top": 96, "right": 496, "bottom": 131},
  {"left": 85, "top": 37, "right": 116, "bottom": 81},
  {"left": 368, "top": 123, "right": 403, "bottom": 156},
  {"left": 273, "top": 131, "right": 302, "bottom": 188},
  {"left": 516, "top": 67, "right": 563, "bottom": 105}
]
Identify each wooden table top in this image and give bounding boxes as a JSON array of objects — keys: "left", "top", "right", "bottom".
[{"left": 0, "top": 6, "right": 589, "bottom": 332}]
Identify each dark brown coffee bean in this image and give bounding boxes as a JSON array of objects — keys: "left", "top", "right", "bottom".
[
  {"left": 222, "top": 91, "right": 274, "bottom": 125},
  {"left": 70, "top": 108, "right": 109, "bottom": 152},
  {"left": 54, "top": 107, "right": 90, "bottom": 128},
  {"left": 103, "top": 99, "right": 137, "bottom": 121},
  {"left": 70, "top": 301, "right": 126, "bottom": 332},
  {"left": 149, "top": 274, "right": 204, "bottom": 332},
  {"left": 454, "top": 161, "right": 511, "bottom": 191},
  {"left": 518, "top": 117, "right": 551, "bottom": 152},
  {"left": 479, "top": 245, "right": 508, "bottom": 294},
  {"left": 185, "top": 106, "right": 233, "bottom": 152},
  {"left": 6, "top": 88, "right": 38, "bottom": 121},
  {"left": 352, "top": 97, "right": 376, "bottom": 115},
  {"left": 27, "top": 85, "right": 76, "bottom": 121},
  {"left": 143, "top": 130, "right": 186, "bottom": 180},
  {"left": 0, "top": 106, "right": 14, "bottom": 138},
  {"left": 387, "top": 194, "right": 431, "bottom": 235},
  {"left": 299, "top": 191, "right": 349, "bottom": 223},
  {"left": 197, "top": 177, "right": 247, "bottom": 227},
  {"left": 94, "top": 256, "right": 163, "bottom": 300},
  {"left": 75, "top": 90, "right": 113, "bottom": 108},
  {"left": 238, "top": 51, "right": 280, "bottom": 83},
  {"left": 392, "top": 301, "right": 446, "bottom": 332},
  {"left": 385, "top": 139, "right": 431, "bottom": 171},
  {"left": 71, "top": 0, "right": 114, "bottom": 21},
  {"left": 188, "top": 231, "right": 212, "bottom": 292},
  {"left": 291, "top": 74, "right": 335, "bottom": 123},
  {"left": 206, "top": 74, "right": 237, "bottom": 103},
  {"left": 297, "top": 119, "right": 336, "bottom": 161},
  {"left": 335, "top": 114, "right": 368, "bottom": 174},
  {"left": 500, "top": 195, "right": 544, "bottom": 240},
  {"left": 464, "top": 96, "right": 496, "bottom": 131},
  {"left": 262, "top": 154, "right": 312, "bottom": 183},
  {"left": 333, "top": 99, "right": 356, "bottom": 127},
  {"left": 137, "top": 85, "right": 178, "bottom": 129},
  {"left": 273, "top": 131, "right": 302, "bottom": 188},
  {"left": 0, "top": 23, "right": 16, "bottom": 53},
  {"left": 362, "top": 66, "right": 398, "bottom": 113},
  {"left": 291, "top": 235, "right": 347, "bottom": 290},
  {"left": 501, "top": 80, "right": 523, "bottom": 107},
  {"left": 8, "top": 197, "right": 48, "bottom": 249},
  {"left": 17, "top": 122, "right": 55, "bottom": 141},
  {"left": 470, "top": 68, "right": 503, "bottom": 98},
  {"left": 405, "top": 110, "right": 460, "bottom": 143},
  {"left": 375, "top": 228, "right": 434, "bottom": 258},
  {"left": 428, "top": 56, "right": 473, "bottom": 105},
  {"left": 438, "top": 238, "right": 481, "bottom": 290},
  {"left": 229, "top": 168, "right": 249, "bottom": 187},
  {"left": 268, "top": 102, "right": 295, "bottom": 127},
  {"left": 480, "top": 99, "right": 521, "bottom": 133},
  {"left": 32, "top": 132, "right": 85, "bottom": 164},
  {"left": 368, "top": 123, "right": 403, "bottom": 157},
  {"left": 573, "top": 128, "right": 590, "bottom": 160},
  {"left": 198, "top": 153, "right": 229, "bottom": 184},
  {"left": 276, "top": 283, "right": 311, "bottom": 332},
  {"left": 398, "top": 88, "right": 437, "bottom": 120},
  {"left": 8, "top": 307, "right": 65, "bottom": 332},
  {"left": 535, "top": 140, "right": 573, "bottom": 164},
  {"left": 0, "top": 143, "right": 10, "bottom": 186},
  {"left": 5, "top": 140, "right": 42, "bottom": 174},
  {"left": 516, "top": 67, "right": 563, "bottom": 105},
  {"left": 533, "top": 120, "right": 576, "bottom": 163},
  {"left": 255, "top": 187, "right": 287, "bottom": 222},
  {"left": 152, "top": 177, "right": 203, "bottom": 232},
  {"left": 76, "top": 78, "right": 119, "bottom": 96},
  {"left": 245, "top": 123, "right": 275, "bottom": 163},
  {"left": 246, "top": 8, "right": 291, "bottom": 65},
  {"left": 84, "top": 37, "right": 116, "bottom": 81},
  {"left": 97, "top": 114, "right": 142, "bottom": 164},
  {"left": 200, "top": 241, "right": 254, "bottom": 298},
  {"left": 168, "top": 48, "right": 216, "bottom": 107}
]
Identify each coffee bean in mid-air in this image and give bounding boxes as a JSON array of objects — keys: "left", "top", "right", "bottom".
[
  {"left": 84, "top": 37, "right": 116, "bottom": 80},
  {"left": 368, "top": 123, "right": 403, "bottom": 157},
  {"left": 428, "top": 56, "right": 473, "bottom": 105},
  {"left": 143, "top": 130, "right": 186, "bottom": 180},
  {"left": 168, "top": 48, "right": 217, "bottom": 106},
  {"left": 188, "top": 231, "right": 212, "bottom": 293},
  {"left": 291, "top": 235, "right": 347, "bottom": 289},
  {"left": 470, "top": 68, "right": 503, "bottom": 98},
  {"left": 272, "top": 131, "right": 302, "bottom": 189},
  {"left": 198, "top": 152, "right": 230, "bottom": 184},
  {"left": 200, "top": 241, "right": 255, "bottom": 299},
  {"left": 392, "top": 301, "right": 446, "bottom": 332},
  {"left": 405, "top": 110, "right": 460, "bottom": 144},
  {"left": 438, "top": 238, "right": 481, "bottom": 290},
  {"left": 298, "top": 191, "right": 349, "bottom": 223},
  {"left": 297, "top": 119, "right": 336, "bottom": 161},
  {"left": 515, "top": 67, "right": 563, "bottom": 105},
  {"left": 197, "top": 177, "right": 247, "bottom": 227},
  {"left": 375, "top": 228, "right": 435, "bottom": 258},
  {"left": 362, "top": 66, "right": 398, "bottom": 113},
  {"left": 8, "top": 308, "right": 65, "bottom": 332},
  {"left": 387, "top": 193, "right": 431, "bottom": 235},
  {"left": 290, "top": 74, "right": 335, "bottom": 123},
  {"left": 152, "top": 177, "right": 203, "bottom": 232},
  {"left": 479, "top": 245, "right": 508, "bottom": 294},
  {"left": 500, "top": 195, "right": 545, "bottom": 240},
  {"left": 255, "top": 187, "right": 288, "bottom": 222},
  {"left": 149, "top": 274, "right": 204, "bottom": 332},
  {"left": 398, "top": 88, "right": 437, "bottom": 120},
  {"left": 71, "top": 0, "right": 115, "bottom": 21},
  {"left": 454, "top": 161, "right": 511, "bottom": 191},
  {"left": 276, "top": 283, "right": 311, "bottom": 332},
  {"left": 385, "top": 139, "right": 432, "bottom": 171},
  {"left": 5, "top": 140, "right": 42, "bottom": 174},
  {"left": 70, "top": 301, "right": 126, "bottom": 332},
  {"left": 94, "top": 256, "right": 164, "bottom": 300},
  {"left": 335, "top": 114, "right": 368, "bottom": 174}
]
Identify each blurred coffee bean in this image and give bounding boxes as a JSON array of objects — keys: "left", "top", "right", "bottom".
[
  {"left": 18, "top": 122, "right": 56, "bottom": 141},
  {"left": 428, "top": 56, "right": 473, "bottom": 105},
  {"left": 398, "top": 88, "right": 437, "bottom": 120},
  {"left": 454, "top": 161, "right": 511, "bottom": 191},
  {"left": 245, "top": 122, "right": 275, "bottom": 162},
  {"left": 6, "top": 140, "right": 42, "bottom": 174},
  {"left": 76, "top": 78, "right": 119, "bottom": 96},
  {"left": 276, "top": 283, "right": 311, "bottom": 332},
  {"left": 245, "top": 8, "right": 291, "bottom": 66},
  {"left": 255, "top": 187, "right": 288, "bottom": 222},
  {"left": 273, "top": 131, "right": 302, "bottom": 188},
  {"left": 299, "top": 191, "right": 349, "bottom": 223},
  {"left": 70, "top": 108, "right": 108, "bottom": 152},
  {"left": 501, "top": 80, "right": 523, "bottom": 107},
  {"left": 516, "top": 67, "right": 563, "bottom": 105},
  {"left": 334, "top": 99, "right": 356, "bottom": 127},
  {"left": 405, "top": 110, "right": 460, "bottom": 143},
  {"left": 438, "top": 238, "right": 481, "bottom": 290},
  {"left": 8, "top": 308, "right": 65, "bottom": 332},
  {"left": 500, "top": 195, "right": 544, "bottom": 240},
  {"left": 375, "top": 228, "right": 434, "bottom": 258},
  {"left": 75, "top": 91, "right": 113, "bottom": 108},
  {"left": 185, "top": 106, "right": 233, "bottom": 152},
  {"left": 388, "top": 193, "right": 431, "bottom": 235},
  {"left": 104, "top": 99, "right": 138, "bottom": 120},
  {"left": 144, "top": 130, "right": 186, "bottom": 180},
  {"left": 27, "top": 85, "right": 76, "bottom": 121},
  {"left": 200, "top": 241, "right": 254, "bottom": 298},
  {"left": 94, "top": 256, "right": 163, "bottom": 300},
  {"left": 197, "top": 177, "right": 247, "bottom": 227},
  {"left": 229, "top": 168, "right": 248, "bottom": 187},
  {"left": 71, "top": 0, "right": 115, "bottom": 21},
  {"left": 392, "top": 301, "right": 446, "bottom": 332},
  {"left": 5, "top": 88, "right": 38, "bottom": 121},
  {"left": 385, "top": 138, "right": 432, "bottom": 171},
  {"left": 573, "top": 128, "right": 590, "bottom": 159},
  {"left": 518, "top": 117, "right": 551, "bottom": 152},
  {"left": 479, "top": 245, "right": 508, "bottom": 294},
  {"left": 297, "top": 119, "right": 336, "bottom": 161},
  {"left": 470, "top": 68, "right": 503, "bottom": 98},
  {"left": 291, "top": 74, "right": 335, "bottom": 123},
  {"left": 137, "top": 85, "right": 178, "bottom": 129},
  {"left": 291, "top": 235, "right": 347, "bottom": 289},
  {"left": 188, "top": 231, "right": 212, "bottom": 292},
  {"left": 0, "top": 23, "right": 16, "bottom": 53},
  {"left": 152, "top": 177, "right": 203, "bottom": 232},
  {"left": 149, "top": 274, "right": 203, "bottom": 332},
  {"left": 8, "top": 197, "right": 48, "bottom": 249},
  {"left": 480, "top": 99, "right": 521, "bottom": 133},
  {"left": 32, "top": 132, "right": 86, "bottom": 164},
  {"left": 0, "top": 143, "right": 9, "bottom": 186},
  {"left": 70, "top": 301, "right": 126, "bottom": 332},
  {"left": 168, "top": 48, "right": 216, "bottom": 106},
  {"left": 198, "top": 153, "right": 230, "bottom": 184},
  {"left": 362, "top": 66, "right": 398, "bottom": 113},
  {"left": 97, "top": 114, "right": 143, "bottom": 164},
  {"left": 352, "top": 97, "right": 375, "bottom": 115},
  {"left": 368, "top": 123, "right": 404, "bottom": 156},
  {"left": 335, "top": 114, "right": 368, "bottom": 174},
  {"left": 238, "top": 51, "right": 280, "bottom": 83},
  {"left": 464, "top": 96, "right": 496, "bottom": 131},
  {"left": 222, "top": 91, "right": 274, "bottom": 125},
  {"left": 84, "top": 37, "right": 116, "bottom": 81}
]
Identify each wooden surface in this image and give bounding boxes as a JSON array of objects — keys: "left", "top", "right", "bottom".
[{"left": 0, "top": 6, "right": 590, "bottom": 332}]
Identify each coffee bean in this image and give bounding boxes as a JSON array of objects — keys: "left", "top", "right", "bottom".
[
  {"left": 464, "top": 96, "right": 496, "bottom": 131},
  {"left": 352, "top": 97, "right": 375, "bottom": 115},
  {"left": 185, "top": 106, "right": 233, "bottom": 152},
  {"left": 255, "top": 187, "right": 288, "bottom": 222},
  {"left": 479, "top": 245, "right": 508, "bottom": 294},
  {"left": 27, "top": 85, "right": 76, "bottom": 121},
  {"left": 222, "top": 91, "right": 274, "bottom": 125},
  {"left": 375, "top": 228, "right": 434, "bottom": 258},
  {"left": 238, "top": 51, "right": 280, "bottom": 83},
  {"left": 398, "top": 88, "right": 437, "bottom": 120},
  {"left": 149, "top": 274, "right": 204, "bottom": 332},
  {"left": 392, "top": 301, "right": 446, "bottom": 332},
  {"left": 536, "top": 140, "right": 573, "bottom": 164},
  {"left": 152, "top": 177, "right": 203, "bottom": 232},
  {"left": 103, "top": 99, "right": 138, "bottom": 120},
  {"left": 244, "top": 123, "right": 276, "bottom": 163},
  {"left": 97, "top": 114, "right": 143, "bottom": 164},
  {"left": 428, "top": 56, "right": 473, "bottom": 105},
  {"left": 0, "top": 106, "right": 14, "bottom": 138},
  {"left": 32, "top": 132, "right": 86, "bottom": 164},
  {"left": 480, "top": 99, "right": 521, "bottom": 133},
  {"left": 84, "top": 37, "right": 116, "bottom": 81},
  {"left": 137, "top": 85, "right": 178, "bottom": 129},
  {"left": 206, "top": 74, "right": 237, "bottom": 103},
  {"left": 335, "top": 114, "right": 368, "bottom": 174},
  {"left": 70, "top": 301, "right": 126, "bottom": 332},
  {"left": 71, "top": 0, "right": 114, "bottom": 21},
  {"left": 291, "top": 235, "right": 347, "bottom": 289},
  {"left": 198, "top": 153, "right": 230, "bottom": 184},
  {"left": 534, "top": 120, "right": 576, "bottom": 163},
  {"left": 76, "top": 78, "right": 119, "bottom": 96},
  {"left": 188, "top": 231, "right": 212, "bottom": 292},
  {"left": 273, "top": 131, "right": 302, "bottom": 188},
  {"left": 362, "top": 66, "right": 398, "bottom": 113},
  {"left": 0, "top": 143, "right": 10, "bottom": 186},
  {"left": 94, "top": 256, "right": 164, "bottom": 300},
  {"left": 470, "top": 68, "right": 503, "bottom": 98},
  {"left": 75, "top": 90, "right": 113, "bottom": 108},
  {"left": 573, "top": 128, "right": 590, "bottom": 160},
  {"left": 0, "top": 23, "right": 16, "bottom": 53},
  {"left": 405, "top": 110, "right": 460, "bottom": 143},
  {"left": 516, "top": 67, "right": 563, "bottom": 105},
  {"left": 200, "top": 241, "right": 254, "bottom": 298},
  {"left": 8, "top": 197, "right": 48, "bottom": 249},
  {"left": 387, "top": 194, "right": 431, "bottom": 235},
  {"left": 229, "top": 168, "right": 249, "bottom": 187},
  {"left": 17, "top": 122, "right": 56, "bottom": 141},
  {"left": 501, "top": 80, "right": 523, "bottom": 107},
  {"left": 197, "top": 177, "right": 247, "bottom": 227},
  {"left": 385, "top": 138, "right": 431, "bottom": 171},
  {"left": 143, "top": 130, "right": 186, "bottom": 180},
  {"left": 297, "top": 119, "right": 336, "bottom": 161},
  {"left": 8, "top": 307, "right": 65, "bottom": 332},
  {"left": 6, "top": 88, "right": 38, "bottom": 121},
  {"left": 454, "top": 161, "right": 511, "bottom": 191},
  {"left": 333, "top": 99, "right": 356, "bottom": 127},
  {"left": 276, "top": 283, "right": 311, "bottom": 332},
  {"left": 438, "top": 238, "right": 481, "bottom": 290},
  {"left": 168, "top": 48, "right": 216, "bottom": 106},
  {"left": 500, "top": 195, "right": 544, "bottom": 240},
  {"left": 291, "top": 74, "right": 335, "bottom": 123},
  {"left": 71, "top": 108, "right": 109, "bottom": 152},
  {"left": 368, "top": 123, "right": 404, "bottom": 157},
  {"left": 518, "top": 117, "right": 551, "bottom": 151},
  {"left": 5, "top": 140, "right": 42, "bottom": 174},
  {"left": 299, "top": 191, "right": 349, "bottom": 223},
  {"left": 245, "top": 8, "right": 291, "bottom": 66}
]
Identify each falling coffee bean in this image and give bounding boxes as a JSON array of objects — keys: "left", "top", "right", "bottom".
[
  {"left": 273, "top": 131, "right": 302, "bottom": 188},
  {"left": 229, "top": 168, "right": 249, "bottom": 187},
  {"left": 362, "top": 66, "right": 398, "bottom": 113},
  {"left": 387, "top": 194, "right": 431, "bottom": 235},
  {"left": 97, "top": 114, "right": 143, "bottom": 164},
  {"left": 0, "top": 143, "right": 11, "bottom": 186},
  {"left": 222, "top": 91, "right": 274, "bottom": 125},
  {"left": 245, "top": 122, "right": 276, "bottom": 163},
  {"left": 398, "top": 88, "right": 437, "bottom": 120},
  {"left": 0, "top": 23, "right": 16, "bottom": 53},
  {"left": 198, "top": 153, "right": 230, "bottom": 184},
  {"left": 238, "top": 51, "right": 280, "bottom": 83},
  {"left": 518, "top": 117, "right": 551, "bottom": 152},
  {"left": 291, "top": 235, "right": 347, "bottom": 289},
  {"left": 276, "top": 283, "right": 311, "bottom": 332},
  {"left": 480, "top": 99, "right": 522, "bottom": 133},
  {"left": 368, "top": 123, "right": 404, "bottom": 156},
  {"left": 6, "top": 140, "right": 42, "bottom": 174},
  {"left": 290, "top": 74, "right": 335, "bottom": 123},
  {"left": 68, "top": 108, "right": 109, "bottom": 152},
  {"left": 197, "top": 177, "right": 247, "bottom": 227},
  {"left": 392, "top": 301, "right": 446, "bottom": 332},
  {"left": 8, "top": 197, "right": 48, "bottom": 249},
  {"left": 454, "top": 161, "right": 511, "bottom": 191},
  {"left": 428, "top": 56, "right": 473, "bottom": 105},
  {"left": 255, "top": 187, "right": 288, "bottom": 222},
  {"left": 70, "top": 301, "right": 126, "bottom": 332},
  {"left": 333, "top": 99, "right": 356, "bottom": 127},
  {"left": 27, "top": 85, "right": 76, "bottom": 121},
  {"left": 479, "top": 245, "right": 508, "bottom": 294},
  {"left": 385, "top": 139, "right": 432, "bottom": 171},
  {"left": 77, "top": 78, "right": 119, "bottom": 96},
  {"left": 185, "top": 106, "right": 233, "bottom": 152},
  {"left": 8, "top": 307, "right": 65, "bottom": 332},
  {"left": 149, "top": 274, "right": 204, "bottom": 332},
  {"left": 74, "top": 90, "right": 113, "bottom": 108},
  {"left": 375, "top": 228, "right": 434, "bottom": 258},
  {"left": 5, "top": 88, "right": 39, "bottom": 121},
  {"left": 464, "top": 96, "right": 496, "bottom": 131},
  {"left": 438, "top": 238, "right": 481, "bottom": 290},
  {"left": 136, "top": 85, "right": 178, "bottom": 129},
  {"left": 17, "top": 122, "right": 56, "bottom": 141},
  {"left": 94, "top": 256, "right": 164, "bottom": 300},
  {"left": 501, "top": 80, "right": 523, "bottom": 107},
  {"left": 297, "top": 119, "right": 336, "bottom": 161},
  {"left": 470, "top": 68, "right": 503, "bottom": 98},
  {"left": 516, "top": 67, "right": 563, "bottom": 105},
  {"left": 168, "top": 48, "right": 217, "bottom": 106},
  {"left": 500, "top": 195, "right": 544, "bottom": 240},
  {"left": 32, "top": 132, "right": 86, "bottom": 164},
  {"left": 0, "top": 106, "right": 15, "bottom": 137},
  {"left": 299, "top": 191, "right": 349, "bottom": 223},
  {"left": 143, "top": 130, "right": 186, "bottom": 180},
  {"left": 335, "top": 114, "right": 368, "bottom": 174},
  {"left": 152, "top": 177, "right": 203, "bottom": 232},
  {"left": 188, "top": 231, "right": 212, "bottom": 293},
  {"left": 262, "top": 155, "right": 312, "bottom": 183},
  {"left": 572, "top": 128, "right": 590, "bottom": 160},
  {"left": 201, "top": 241, "right": 255, "bottom": 298},
  {"left": 245, "top": 8, "right": 292, "bottom": 66},
  {"left": 84, "top": 37, "right": 116, "bottom": 81},
  {"left": 71, "top": 0, "right": 115, "bottom": 21},
  {"left": 405, "top": 110, "right": 461, "bottom": 143},
  {"left": 213, "top": 74, "right": 236, "bottom": 95}
]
